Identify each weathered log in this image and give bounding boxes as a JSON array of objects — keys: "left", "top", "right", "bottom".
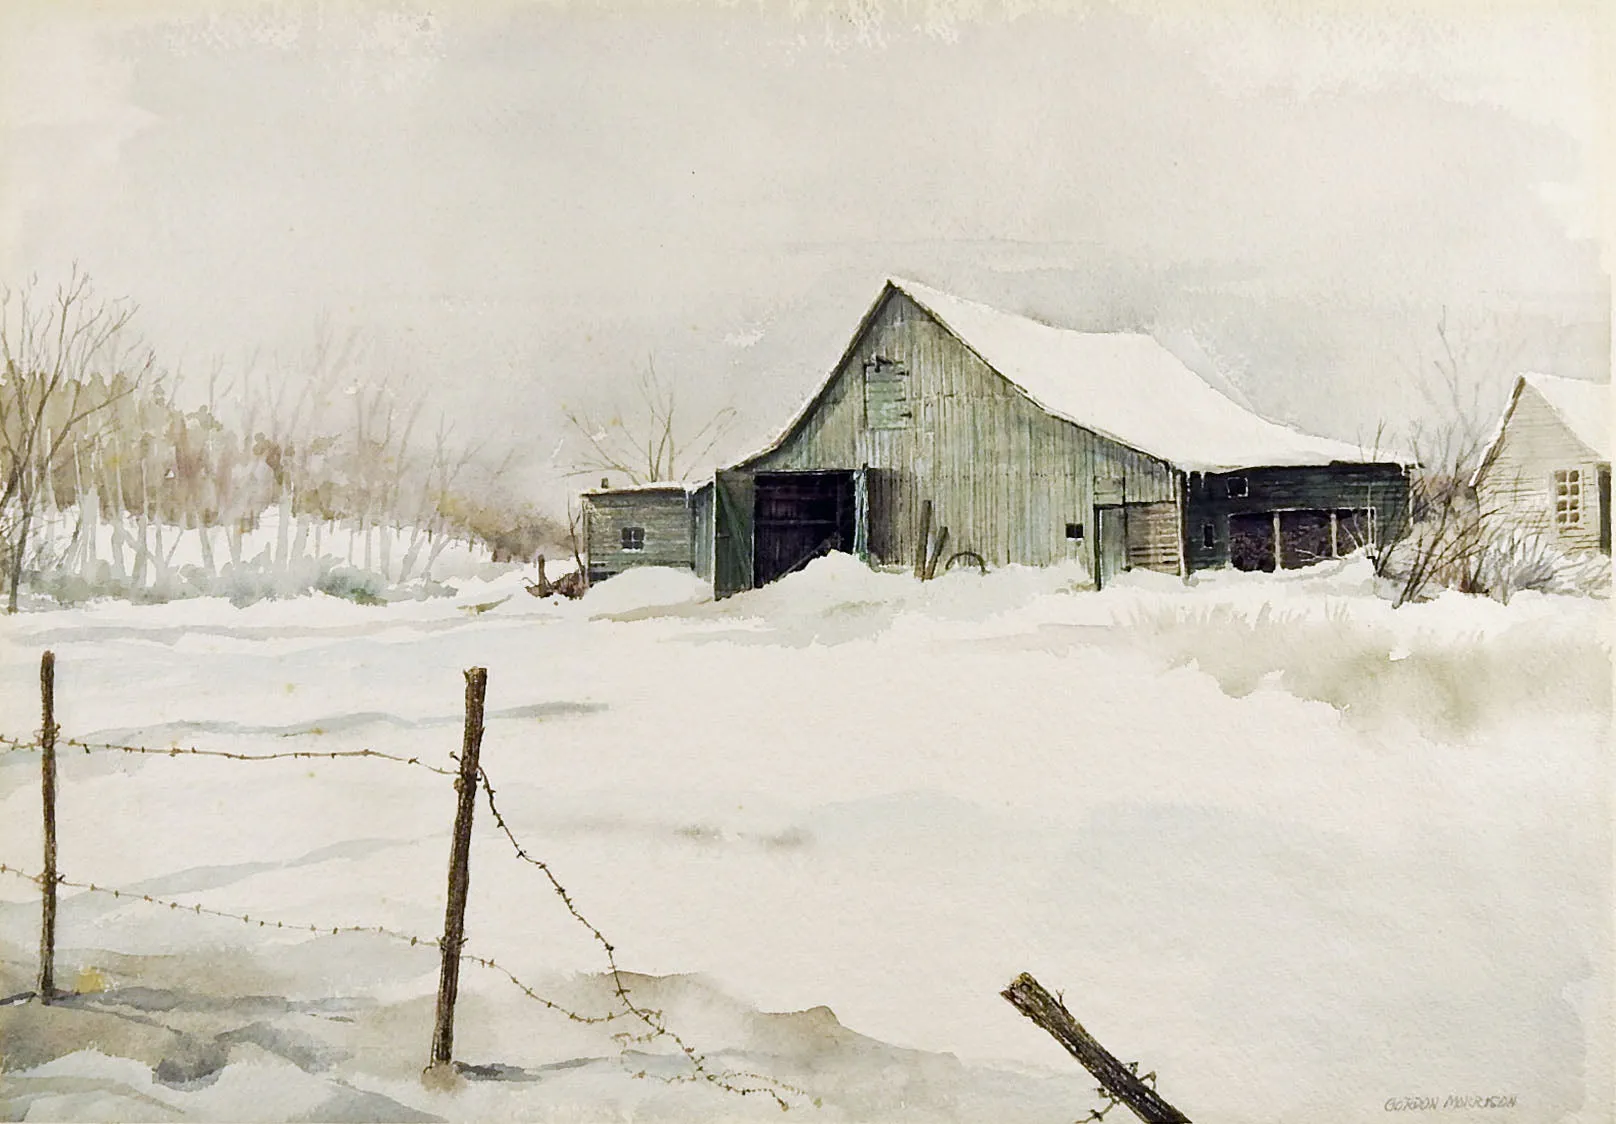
[
  {"left": 923, "top": 526, "right": 950, "bottom": 580},
  {"left": 1001, "top": 972, "right": 1190, "bottom": 1124},
  {"left": 913, "top": 500, "right": 933, "bottom": 578}
]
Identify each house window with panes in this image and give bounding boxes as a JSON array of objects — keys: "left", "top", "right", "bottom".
[
  {"left": 1554, "top": 469, "right": 1583, "bottom": 527},
  {"left": 621, "top": 526, "right": 646, "bottom": 551}
]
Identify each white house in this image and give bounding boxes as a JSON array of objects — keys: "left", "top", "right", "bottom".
[{"left": 1471, "top": 373, "right": 1610, "bottom": 555}]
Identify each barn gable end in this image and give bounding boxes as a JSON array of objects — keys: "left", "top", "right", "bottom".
[{"left": 741, "top": 286, "right": 1178, "bottom": 575}]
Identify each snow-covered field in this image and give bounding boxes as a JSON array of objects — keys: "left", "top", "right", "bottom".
[{"left": 0, "top": 557, "right": 1610, "bottom": 1122}]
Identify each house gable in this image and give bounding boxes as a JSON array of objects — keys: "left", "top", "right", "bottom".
[{"left": 1474, "top": 378, "right": 1609, "bottom": 554}]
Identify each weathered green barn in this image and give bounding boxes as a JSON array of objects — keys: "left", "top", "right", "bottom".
[
  {"left": 581, "top": 482, "right": 713, "bottom": 584},
  {"left": 582, "top": 278, "right": 1410, "bottom": 595}
]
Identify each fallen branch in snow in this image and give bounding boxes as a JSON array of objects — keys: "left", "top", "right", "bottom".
[
  {"left": 525, "top": 554, "right": 585, "bottom": 599},
  {"left": 1001, "top": 972, "right": 1190, "bottom": 1124}
]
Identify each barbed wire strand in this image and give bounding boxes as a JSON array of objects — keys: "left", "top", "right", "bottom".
[
  {"left": 0, "top": 732, "right": 456, "bottom": 778},
  {"left": 0, "top": 727, "right": 807, "bottom": 1107},
  {"left": 476, "top": 766, "right": 807, "bottom": 1109},
  {"left": 0, "top": 861, "right": 621, "bottom": 1027}
]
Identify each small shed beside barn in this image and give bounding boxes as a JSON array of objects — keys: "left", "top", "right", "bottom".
[
  {"left": 1472, "top": 373, "right": 1611, "bottom": 555},
  {"left": 581, "top": 482, "right": 714, "bottom": 584}
]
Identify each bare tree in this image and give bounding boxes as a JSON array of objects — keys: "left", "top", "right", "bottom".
[
  {"left": 0, "top": 269, "right": 152, "bottom": 612},
  {"left": 1379, "top": 307, "right": 1548, "bottom": 606},
  {"left": 563, "top": 357, "right": 736, "bottom": 485}
]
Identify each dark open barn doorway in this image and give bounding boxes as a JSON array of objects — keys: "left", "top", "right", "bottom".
[
  {"left": 753, "top": 471, "right": 857, "bottom": 586},
  {"left": 1228, "top": 513, "right": 1276, "bottom": 572}
]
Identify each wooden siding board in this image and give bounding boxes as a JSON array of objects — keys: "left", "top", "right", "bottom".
[
  {"left": 1476, "top": 388, "right": 1608, "bottom": 553},
  {"left": 1183, "top": 465, "right": 1410, "bottom": 571},
  {"left": 744, "top": 290, "right": 1174, "bottom": 577},
  {"left": 1125, "top": 502, "right": 1181, "bottom": 572},
  {"left": 583, "top": 492, "right": 696, "bottom": 577}
]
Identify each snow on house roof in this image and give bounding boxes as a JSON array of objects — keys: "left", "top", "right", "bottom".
[
  {"left": 887, "top": 279, "right": 1373, "bottom": 472},
  {"left": 1470, "top": 372, "right": 1611, "bottom": 488},
  {"left": 1523, "top": 372, "right": 1610, "bottom": 460}
]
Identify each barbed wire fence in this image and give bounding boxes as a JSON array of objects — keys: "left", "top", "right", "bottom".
[{"left": 2, "top": 649, "right": 807, "bottom": 1109}]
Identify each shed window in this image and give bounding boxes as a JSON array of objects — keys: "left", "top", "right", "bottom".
[
  {"left": 1225, "top": 476, "right": 1249, "bottom": 499},
  {"left": 863, "top": 357, "right": 912, "bottom": 430},
  {"left": 1065, "top": 522, "right": 1084, "bottom": 541},
  {"left": 1555, "top": 469, "right": 1583, "bottom": 526},
  {"left": 621, "top": 526, "right": 646, "bottom": 551},
  {"left": 1202, "top": 522, "right": 1216, "bottom": 549}
]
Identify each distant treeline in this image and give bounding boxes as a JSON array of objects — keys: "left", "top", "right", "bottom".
[{"left": 2, "top": 271, "right": 564, "bottom": 607}]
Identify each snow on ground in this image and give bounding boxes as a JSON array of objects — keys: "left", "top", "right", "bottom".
[{"left": 0, "top": 556, "right": 1610, "bottom": 1122}]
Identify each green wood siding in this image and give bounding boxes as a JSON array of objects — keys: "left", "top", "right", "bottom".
[
  {"left": 713, "top": 470, "right": 755, "bottom": 597},
  {"left": 583, "top": 490, "right": 697, "bottom": 579},
  {"left": 743, "top": 290, "right": 1175, "bottom": 576}
]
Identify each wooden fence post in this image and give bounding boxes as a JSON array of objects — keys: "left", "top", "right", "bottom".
[
  {"left": 1002, "top": 972, "right": 1190, "bottom": 1123},
  {"left": 427, "top": 666, "right": 487, "bottom": 1075},
  {"left": 38, "top": 650, "right": 58, "bottom": 1004}
]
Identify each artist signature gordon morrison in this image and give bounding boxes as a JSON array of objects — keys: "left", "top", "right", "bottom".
[{"left": 1384, "top": 1095, "right": 1517, "bottom": 1111}]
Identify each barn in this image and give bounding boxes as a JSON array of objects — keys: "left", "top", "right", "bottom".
[
  {"left": 582, "top": 278, "right": 1411, "bottom": 595},
  {"left": 1471, "top": 373, "right": 1611, "bottom": 555}
]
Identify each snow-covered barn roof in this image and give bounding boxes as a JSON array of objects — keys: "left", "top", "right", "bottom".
[
  {"left": 887, "top": 279, "right": 1372, "bottom": 472},
  {"left": 745, "top": 278, "right": 1382, "bottom": 474},
  {"left": 1471, "top": 372, "right": 1611, "bottom": 487}
]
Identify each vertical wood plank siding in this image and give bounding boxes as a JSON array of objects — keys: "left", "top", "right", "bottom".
[
  {"left": 744, "top": 292, "right": 1175, "bottom": 573},
  {"left": 1124, "top": 502, "right": 1182, "bottom": 570},
  {"left": 582, "top": 490, "right": 698, "bottom": 578},
  {"left": 691, "top": 484, "right": 715, "bottom": 581},
  {"left": 1476, "top": 387, "right": 1608, "bottom": 554}
]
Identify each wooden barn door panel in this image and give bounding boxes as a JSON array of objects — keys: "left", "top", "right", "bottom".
[
  {"left": 1096, "top": 506, "right": 1127, "bottom": 588},
  {"left": 1600, "top": 466, "right": 1611, "bottom": 554},
  {"left": 713, "top": 470, "right": 755, "bottom": 598},
  {"left": 1124, "top": 501, "right": 1181, "bottom": 573}
]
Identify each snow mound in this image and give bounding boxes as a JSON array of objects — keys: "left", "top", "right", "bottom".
[{"left": 582, "top": 566, "right": 713, "bottom": 617}]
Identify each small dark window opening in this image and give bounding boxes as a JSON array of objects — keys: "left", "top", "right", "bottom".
[
  {"left": 621, "top": 526, "right": 646, "bottom": 552},
  {"left": 1226, "top": 476, "right": 1249, "bottom": 499},
  {"left": 1202, "top": 522, "right": 1216, "bottom": 549},
  {"left": 1065, "top": 522, "right": 1084, "bottom": 540}
]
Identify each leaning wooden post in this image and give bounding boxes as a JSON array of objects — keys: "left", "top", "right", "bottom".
[
  {"left": 37, "top": 650, "right": 58, "bottom": 1004},
  {"left": 1002, "top": 972, "right": 1190, "bottom": 1123},
  {"left": 428, "top": 666, "right": 487, "bottom": 1075}
]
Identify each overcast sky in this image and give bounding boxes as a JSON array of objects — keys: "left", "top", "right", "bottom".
[{"left": 1, "top": 0, "right": 1609, "bottom": 505}]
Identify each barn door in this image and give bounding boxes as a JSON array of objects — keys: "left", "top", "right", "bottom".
[
  {"left": 713, "top": 469, "right": 755, "bottom": 599},
  {"left": 1095, "top": 506, "right": 1127, "bottom": 589},
  {"left": 853, "top": 467, "right": 869, "bottom": 561},
  {"left": 1600, "top": 466, "right": 1611, "bottom": 554}
]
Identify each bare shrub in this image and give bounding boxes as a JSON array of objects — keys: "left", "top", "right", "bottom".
[{"left": 564, "top": 357, "right": 736, "bottom": 485}]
